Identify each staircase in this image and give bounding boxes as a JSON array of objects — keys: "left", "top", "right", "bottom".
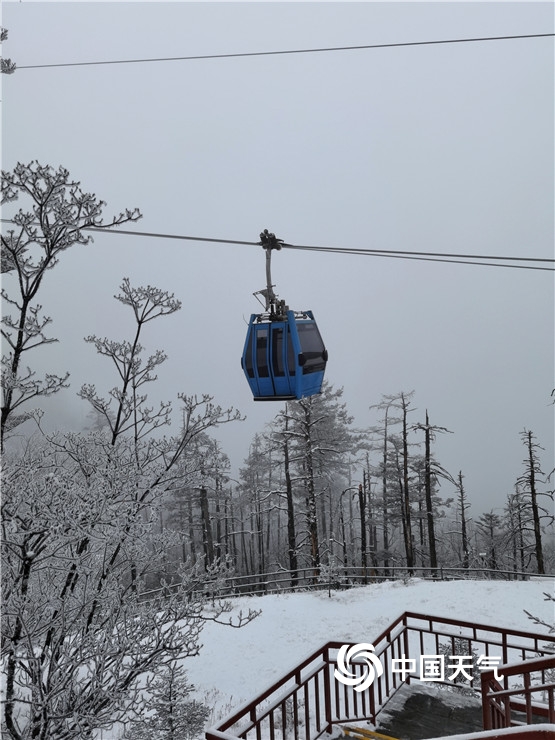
[{"left": 205, "top": 611, "right": 555, "bottom": 740}]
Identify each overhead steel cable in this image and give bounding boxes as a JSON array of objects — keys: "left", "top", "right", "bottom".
[
  {"left": 2, "top": 220, "right": 552, "bottom": 270},
  {"left": 13, "top": 32, "right": 555, "bottom": 70},
  {"left": 285, "top": 247, "right": 555, "bottom": 272},
  {"left": 84, "top": 226, "right": 555, "bottom": 272},
  {"left": 282, "top": 242, "right": 555, "bottom": 264},
  {"left": 85, "top": 227, "right": 258, "bottom": 248}
]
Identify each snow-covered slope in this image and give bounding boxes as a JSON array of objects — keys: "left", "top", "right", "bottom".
[{"left": 187, "top": 577, "right": 554, "bottom": 723}]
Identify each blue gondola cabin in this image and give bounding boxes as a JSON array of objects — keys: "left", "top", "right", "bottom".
[{"left": 241, "top": 309, "right": 328, "bottom": 401}]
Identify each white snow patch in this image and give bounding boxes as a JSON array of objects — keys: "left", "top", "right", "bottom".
[{"left": 187, "top": 578, "right": 554, "bottom": 723}]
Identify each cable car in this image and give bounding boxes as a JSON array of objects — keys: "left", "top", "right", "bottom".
[{"left": 241, "top": 231, "right": 328, "bottom": 401}]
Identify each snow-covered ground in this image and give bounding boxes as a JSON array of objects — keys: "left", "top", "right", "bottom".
[{"left": 188, "top": 577, "right": 555, "bottom": 727}]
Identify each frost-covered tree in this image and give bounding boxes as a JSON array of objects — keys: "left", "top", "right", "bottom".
[
  {"left": 163, "top": 434, "right": 233, "bottom": 577},
  {"left": 504, "top": 489, "right": 531, "bottom": 575},
  {"left": 412, "top": 411, "right": 453, "bottom": 574},
  {"left": 78, "top": 278, "right": 181, "bottom": 447},
  {"left": 524, "top": 592, "right": 555, "bottom": 635},
  {"left": 1, "top": 279, "right": 253, "bottom": 740},
  {"left": 455, "top": 471, "right": 471, "bottom": 569},
  {"left": 476, "top": 511, "right": 504, "bottom": 572},
  {"left": 367, "top": 392, "right": 459, "bottom": 574},
  {"left": 1, "top": 162, "right": 141, "bottom": 445},
  {"left": 368, "top": 394, "right": 405, "bottom": 574},
  {"left": 235, "top": 418, "right": 302, "bottom": 583},
  {"left": 370, "top": 393, "right": 419, "bottom": 572},
  {"left": 1, "top": 28, "right": 16, "bottom": 75},
  {"left": 281, "top": 383, "right": 356, "bottom": 570},
  {"left": 1, "top": 439, "right": 234, "bottom": 740},
  {"left": 272, "top": 413, "right": 299, "bottom": 582},
  {"left": 397, "top": 392, "right": 417, "bottom": 573},
  {"left": 237, "top": 433, "right": 276, "bottom": 578},
  {"left": 517, "top": 429, "right": 553, "bottom": 575},
  {"left": 123, "top": 662, "right": 209, "bottom": 740}
]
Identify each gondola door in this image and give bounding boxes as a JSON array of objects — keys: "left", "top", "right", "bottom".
[
  {"left": 252, "top": 323, "right": 272, "bottom": 397},
  {"left": 269, "top": 322, "right": 296, "bottom": 398},
  {"left": 242, "top": 318, "right": 299, "bottom": 400}
]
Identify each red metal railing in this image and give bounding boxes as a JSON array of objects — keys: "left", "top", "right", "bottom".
[
  {"left": 206, "top": 611, "right": 555, "bottom": 740},
  {"left": 482, "top": 654, "right": 555, "bottom": 729}
]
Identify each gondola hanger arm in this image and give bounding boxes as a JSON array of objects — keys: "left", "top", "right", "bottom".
[{"left": 257, "top": 229, "right": 287, "bottom": 316}]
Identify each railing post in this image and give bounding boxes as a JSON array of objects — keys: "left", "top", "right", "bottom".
[
  {"left": 403, "top": 614, "right": 411, "bottom": 685},
  {"left": 324, "top": 646, "right": 333, "bottom": 733},
  {"left": 524, "top": 670, "right": 532, "bottom": 725},
  {"left": 481, "top": 671, "right": 492, "bottom": 730}
]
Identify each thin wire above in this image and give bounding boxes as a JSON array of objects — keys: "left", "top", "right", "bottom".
[
  {"left": 85, "top": 226, "right": 555, "bottom": 272},
  {"left": 14, "top": 32, "right": 555, "bottom": 70}
]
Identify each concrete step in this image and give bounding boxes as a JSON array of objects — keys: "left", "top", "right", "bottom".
[{"left": 374, "top": 683, "right": 483, "bottom": 740}]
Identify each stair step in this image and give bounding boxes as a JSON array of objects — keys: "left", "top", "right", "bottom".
[{"left": 343, "top": 726, "right": 400, "bottom": 740}]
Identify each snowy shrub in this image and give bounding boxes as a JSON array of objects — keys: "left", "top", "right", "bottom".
[{"left": 122, "top": 663, "right": 209, "bottom": 740}]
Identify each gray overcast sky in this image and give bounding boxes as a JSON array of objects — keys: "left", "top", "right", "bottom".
[{"left": 1, "top": 1, "right": 554, "bottom": 512}]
